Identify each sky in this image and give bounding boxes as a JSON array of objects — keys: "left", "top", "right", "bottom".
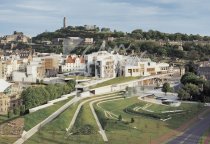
[{"left": 0, "top": 0, "right": 210, "bottom": 37}]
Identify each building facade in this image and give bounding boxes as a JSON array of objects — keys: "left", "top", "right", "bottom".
[
  {"left": 85, "top": 51, "right": 171, "bottom": 78},
  {"left": 60, "top": 55, "right": 85, "bottom": 73},
  {"left": 0, "top": 93, "right": 10, "bottom": 115}
]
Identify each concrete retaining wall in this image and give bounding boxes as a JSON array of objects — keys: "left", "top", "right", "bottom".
[{"left": 29, "top": 91, "right": 76, "bottom": 113}]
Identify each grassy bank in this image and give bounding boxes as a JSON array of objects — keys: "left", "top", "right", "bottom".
[{"left": 91, "top": 76, "right": 141, "bottom": 89}]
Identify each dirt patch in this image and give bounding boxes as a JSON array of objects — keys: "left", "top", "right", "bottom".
[{"left": 0, "top": 118, "right": 24, "bottom": 137}]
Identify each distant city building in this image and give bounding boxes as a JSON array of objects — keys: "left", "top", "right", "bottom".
[
  {"left": 0, "top": 31, "right": 31, "bottom": 44},
  {"left": 197, "top": 60, "right": 210, "bottom": 80},
  {"left": 59, "top": 55, "right": 85, "bottom": 73},
  {"left": 0, "top": 80, "right": 22, "bottom": 115},
  {"left": 84, "top": 38, "right": 94, "bottom": 44},
  {"left": 0, "top": 93, "right": 10, "bottom": 115},
  {"left": 84, "top": 25, "right": 97, "bottom": 30},
  {"left": 197, "top": 67, "right": 210, "bottom": 80}
]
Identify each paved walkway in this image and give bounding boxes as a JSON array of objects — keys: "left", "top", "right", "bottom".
[{"left": 89, "top": 96, "right": 123, "bottom": 142}]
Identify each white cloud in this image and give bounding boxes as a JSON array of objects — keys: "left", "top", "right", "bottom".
[
  {"left": 15, "top": 1, "right": 56, "bottom": 11},
  {"left": 1, "top": 0, "right": 210, "bottom": 36}
]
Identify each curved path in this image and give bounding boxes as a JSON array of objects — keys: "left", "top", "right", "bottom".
[{"left": 89, "top": 96, "right": 123, "bottom": 142}]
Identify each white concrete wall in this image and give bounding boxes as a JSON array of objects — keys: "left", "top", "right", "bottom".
[
  {"left": 27, "top": 65, "right": 38, "bottom": 78},
  {"left": 93, "top": 86, "right": 112, "bottom": 95}
]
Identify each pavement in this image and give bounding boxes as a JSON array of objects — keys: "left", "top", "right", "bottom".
[
  {"left": 167, "top": 109, "right": 210, "bottom": 144},
  {"left": 89, "top": 96, "right": 124, "bottom": 142}
]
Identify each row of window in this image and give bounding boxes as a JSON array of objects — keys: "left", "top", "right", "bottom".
[
  {"left": 161, "top": 67, "right": 168, "bottom": 70},
  {"left": 0, "top": 108, "right": 7, "bottom": 112},
  {"left": 128, "top": 69, "right": 140, "bottom": 73}
]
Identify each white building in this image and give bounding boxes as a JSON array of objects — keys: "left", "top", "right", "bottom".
[
  {"left": 85, "top": 51, "right": 116, "bottom": 78},
  {"left": 85, "top": 51, "right": 171, "bottom": 78},
  {"left": 12, "top": 63, "right": 45, "bottom": 83},
  {"left": 60, "top": 55, "right": 85, "bottom": 72},
  {"left": 84, "top": 38, "right": 94, "bottom": 44},
  {"left": 124, "top": 60, "right": 170, "bottom": 77}
]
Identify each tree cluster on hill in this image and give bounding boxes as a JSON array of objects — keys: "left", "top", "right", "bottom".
[
  {"left": 33, "top": 27, "right": 210, "bottom": 42},
  {"left": 33, "top": 26, "right": 124, "bottom": 43},
  {"left": 129, "top": 29, "right": 210, "bottom": 41},
  {"left": 21, "top": 80, "right": 75, "bottom": 112},
  {"left": 32, "top": 45, "right": 63, "bottom": 54},
  {"left": 31, "top": 27, "right": 210, "bottom": 61}
]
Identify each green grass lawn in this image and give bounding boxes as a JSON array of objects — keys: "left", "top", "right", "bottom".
[
  {"left": 0, "top": 136, "right": 19, "bottom": 144},
  {"left": 0, "top": 114, "right": 20, "bottom": 124},
  {"left": 24, "top": 97, "right": 73, "bottom": 131},
  {"left": 23, "top": 92, "right": 205, "bottom": 144},
  {"left": 0, "top": 98, "right": 73, "bottom": 144},
  {"left": 0, "top": 115, "right": 9, "bottom": 123},
  {"left": 90, "top": 76, "right": 141, "bottom": 89},
  {"left": 24, "top": 100, "right": 80, "bottom": 144},
  {"left": 94, "top": 97, "right": 206, "bottom": 144},
  {"left": 123, "top": 101, "right": 205, "bottom": 124},
  {"left": 65, "top": 76, "right": 92, "bottom": 80},
  {"left": 24, "top": 93, "right": 122, "bottom": 144}
]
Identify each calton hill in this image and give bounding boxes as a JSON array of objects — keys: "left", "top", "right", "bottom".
[{"left": 31, "top": 26, "right": 210, "bottom": 62}]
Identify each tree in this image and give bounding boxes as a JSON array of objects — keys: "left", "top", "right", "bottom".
[
  {"left": 20, "top": 105, "right": 26, "bottom": 115},
  {"left": 118, "top": 115, "right": 122, "bottom": 121},
  {"left": 162, "top": 82, "right": 172, "bottom": 95},
  {"left": 14, "top": 107, "right": 20, "bottom": 116},
  {"left": 183, "top": 83, "right": 200, "bottom": 100},
  {"left": 181, "top": 72, "right": 204, "bottom": 85},
  {"left": 131, "top": 118, "right": 135, "bottom": 123},
  {"left": 178, "top": 89, "right": 190, "bottom": 100},
  {"left": 21, "top": 82, "right": 76, "bottom": 111},
  {"left": 185, "top": 61, "right": 197, "bottom": 74},
  {"left": 8, "top": 110, "right": 13, "bottom": 118},
  {"left": 203, "top": 81, "right": 210, "bottom": 102}
]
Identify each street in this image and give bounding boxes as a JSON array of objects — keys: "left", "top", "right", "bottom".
[{"left": 168, "top": 109, "right": 210, "bottom": 144}]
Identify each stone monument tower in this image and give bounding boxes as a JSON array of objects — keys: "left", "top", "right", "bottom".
[{"left": 63, "top": 17, "right": 67, "bottom": 28}]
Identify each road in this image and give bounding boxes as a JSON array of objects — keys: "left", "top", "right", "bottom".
[
  {"left": 168, "top": 109, "right": 210, "bottom": 144},
  {"left": 14, "top": 96, "right": 81, "bottom": 144}
]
